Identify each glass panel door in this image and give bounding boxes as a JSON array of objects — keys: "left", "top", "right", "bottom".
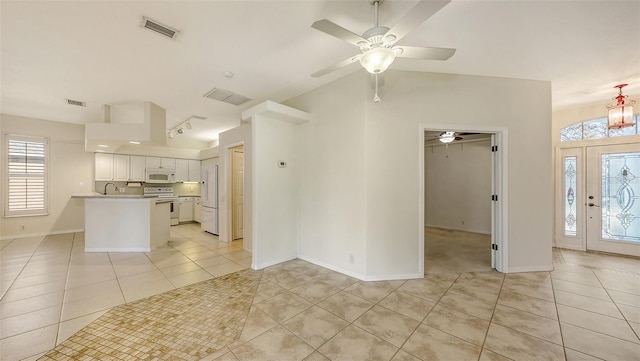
[
  {"left": 555, "top": 148, "right": 584, "bottom": 250},
  {"left": 586, "top": 144, "right": 640, "bottom": 256}
]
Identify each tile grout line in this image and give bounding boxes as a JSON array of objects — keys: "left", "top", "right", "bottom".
[
  {"left": 477, "top": 271, "right": 506, "bottom": 360},
  {"left": 52, "top": 232, "right": 78, "bottom": 348}
]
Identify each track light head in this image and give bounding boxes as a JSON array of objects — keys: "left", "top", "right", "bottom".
[{"left": 177, "top": 128, "right": 184, "bottom": 134}]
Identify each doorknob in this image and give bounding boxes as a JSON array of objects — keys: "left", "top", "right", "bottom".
[{"left": 588, "top": 203, "right": 600, "bottom": 207}]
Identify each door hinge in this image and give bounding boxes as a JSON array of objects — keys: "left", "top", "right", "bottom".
[
  {"left": 491, "top": 194, "right": 498, "bottom": 201},
  {"left": 491, "top": 145, "right": 498, "bottom": 152},
  {"left": 492, "top": 244, "right": 498, "bottom": 251}
]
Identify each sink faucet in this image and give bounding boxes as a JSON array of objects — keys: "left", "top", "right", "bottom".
[{"left": 103, "top": 182, "right": 119, "bottom": 195}]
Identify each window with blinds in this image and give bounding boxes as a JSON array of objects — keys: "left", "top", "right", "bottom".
[{"left": 4, "top": 134, "right": 49, "bottom": 217}]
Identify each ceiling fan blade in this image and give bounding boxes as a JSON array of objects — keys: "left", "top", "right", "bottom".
[
  {"left": 311, "top": 55, "right": 361, "bottom": 78},
  {"left": 311, "top": 19, "right": 368, "bottom": 47},
  {"left": 395, "top": 46, "right": 456, "bottom": 60},
  {"left": 385, "top": 0, "right": 451, "bottom": 43}
]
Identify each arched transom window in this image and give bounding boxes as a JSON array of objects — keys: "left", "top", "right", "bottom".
[{"left": 560, "top": 115, "right": 639, "bottom": 142}]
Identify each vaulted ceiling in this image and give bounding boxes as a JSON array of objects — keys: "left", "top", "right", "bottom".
[{"left": 2, "top": 1, "right": 638, "bottom": 143}]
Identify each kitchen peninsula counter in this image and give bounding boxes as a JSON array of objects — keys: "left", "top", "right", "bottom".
[{"left": 72, "top": 194, "right": 170, "bottom": 252}]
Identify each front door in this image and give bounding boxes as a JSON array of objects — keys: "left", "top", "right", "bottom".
[{"left": 585, "top": 144, "right": 640, "bottom": 256}]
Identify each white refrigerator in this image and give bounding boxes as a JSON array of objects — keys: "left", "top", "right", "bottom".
[{"left": 201, "top": 163, "right": 218, "bottom": 235}]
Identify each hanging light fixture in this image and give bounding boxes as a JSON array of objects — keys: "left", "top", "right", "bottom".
[
  {"left": 359, "top": 47, "right": 396, "bottom": 74},
  {"left": 606, "top": 84, "right": 636, "bottom": 129},
  {"left": 439, "top": 131, "right": 456, "bottom": 143}
]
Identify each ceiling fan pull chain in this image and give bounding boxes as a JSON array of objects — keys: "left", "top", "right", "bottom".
[{"left": 374, "top": 74, "right": 381, "bottom": 103}]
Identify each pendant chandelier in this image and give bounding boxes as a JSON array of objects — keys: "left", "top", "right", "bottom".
[{"left": 606, "top": 84, "right": 636, "bottom": 129}]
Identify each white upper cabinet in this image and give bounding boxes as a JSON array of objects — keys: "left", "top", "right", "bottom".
[
  {"left": 175, "top": 159, "right": 189, "bottom": 182},
  {"left": 188, "top": 160, "right": 201, "bottom": 182},
  {"left": 113, "top": 155, "right": 130, "bottom": 181},
  {"left": 129, "top": 156, "right": 146, "bottom": 181},
  {"left": 146, "top": 157, "right": 175, "bottom": 169},
  {"left": 95, "top": 153, "right": 114, "bottom": 181},
  {"left": 96, "top": 154, "right": 147, "bottom": 182},
  {"left": 175, "top": 159, "right": 201, "bottom": 182}
]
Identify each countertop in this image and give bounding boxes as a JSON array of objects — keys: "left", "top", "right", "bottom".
[{"left": 71, "top": 193, "right": 158, "bottom": 199}]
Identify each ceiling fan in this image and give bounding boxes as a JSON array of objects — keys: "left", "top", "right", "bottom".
[
  {"left": 425, "top": 131, "right": 481, "bottom": 144},
  {"left": 310, "top": 0, "right": 456, "bottom": 81}
]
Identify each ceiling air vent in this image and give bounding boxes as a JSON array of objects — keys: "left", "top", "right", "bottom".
[
  {"left": 141, "top": 16, "right": 179, "bottom": 39},
  {"left": 203, "top": 88, "right": 252, "bottom": 106},
  {"left": 66, "top": 98, "right": 86, "bottom": 107}
]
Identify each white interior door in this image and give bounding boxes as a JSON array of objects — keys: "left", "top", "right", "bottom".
[
  {"left": 586, "top": 144, "right": 640, "bottom": 256},
  {"left": 232, "top": 147, "right": 244, "bottom": 240}
]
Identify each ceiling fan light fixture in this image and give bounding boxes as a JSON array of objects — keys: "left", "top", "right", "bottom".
[
  {"left": 439, "top": 131, "right": 456, "bottom": 143},
  {"left": 360, "top": 47, "right": 396, "bottom": 74},
  {"left": 606, "top": 84, "right": 636, "bottom": 129}
]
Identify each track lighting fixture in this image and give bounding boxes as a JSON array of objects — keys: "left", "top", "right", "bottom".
[{"left": 167, "top": 115, "right": 205, "bottom": 138}]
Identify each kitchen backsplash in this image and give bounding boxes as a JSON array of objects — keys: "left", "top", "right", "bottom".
[{"left": 94, "top": 181, "right": 201, "bottom": 196}]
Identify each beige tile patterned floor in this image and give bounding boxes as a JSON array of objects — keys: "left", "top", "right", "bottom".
[{"left": 1, "top": 225, "right": 639, "bottom": 360}]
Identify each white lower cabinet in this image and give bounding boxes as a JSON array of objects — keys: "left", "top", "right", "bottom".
[
  {"left": 194, "top": 197, "right": 202, "bottom": 223},
  {"left": 178, "top": 197, "right": 194, "bottom": 222}
]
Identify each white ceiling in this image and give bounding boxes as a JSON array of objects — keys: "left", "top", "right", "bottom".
[{"left": 2, "top": 0, "right": 639, "bottom": 144}]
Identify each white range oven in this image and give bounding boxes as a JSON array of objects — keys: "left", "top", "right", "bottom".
[{"left": 144, "top": 187, "right": 179, "bottom": 225}]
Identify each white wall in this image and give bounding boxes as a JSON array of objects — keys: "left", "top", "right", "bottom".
[
  {"left": 1, "top": 114, "right": 93, "bottom": 239},
  {"left": 285, "top": 70, "right": 553, "bottom": 277},
  {"left": 425, "top": 140, "right": 492, "bottom": 234},
  {"left": 252, "top": 114, "right": 299, "bottom": 268},
  {"left": 287, "top": 76, "right": 369, "bottom": 277}
]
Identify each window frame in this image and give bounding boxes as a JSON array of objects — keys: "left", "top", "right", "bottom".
[{"left": 3, "top": 133, "right": 50, "bottom": 218}]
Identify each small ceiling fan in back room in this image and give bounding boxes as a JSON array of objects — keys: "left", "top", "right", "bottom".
[{"left": 310, "top": 0, "right": 456, "bottom": 103}]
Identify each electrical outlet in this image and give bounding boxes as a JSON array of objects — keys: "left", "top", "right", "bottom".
[
  {"left": 19, "top": 225, "right": 25, "bottom": 232},
  {"left": 349, "top": 254, "right": 354, "bottom": 264},
  {"left": 120, "top": 187, "right": 126, "bottom": 193}
]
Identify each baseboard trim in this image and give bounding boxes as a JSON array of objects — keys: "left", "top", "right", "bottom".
[
  {"left": 0, "top": 228, "right": 84, "bottom": 241},
  {"left": 363, "top": 273, "right": 423, "bottom": 281},
  {"left": 554, "top": 244, "right": 585, "bottom": 251},
  {"left": 252, "top": 255, "right": 297, "bottom": 270},
  {"left": 299, "top": 256, "right": 423, "bottom": 281},
  {"left": 507, "top": 264, "right": 554, "bottom": 273},
  {"left": 85, "top": 247, "right": 150, "bottom": 253},
  {"left": 298, "top": 255, "right": 366, "bottom": 281},
  {"left": 425, "top": 224, "right": 491, "bottom": 235}
]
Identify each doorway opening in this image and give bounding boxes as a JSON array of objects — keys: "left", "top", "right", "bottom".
[
  {"left": 420, "top": 125, "right": 507, "bottom": 275},
  {"left": 230, "top": 145, "right": 245, "bottom": 242}
]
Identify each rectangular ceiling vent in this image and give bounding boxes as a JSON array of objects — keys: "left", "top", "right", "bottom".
[
  {"left": 203, "top": 88, "right": 252, "bottom": 106},
  {"left": 66, "top": 98, "right": 86, "bottom": 107},
  {"left": 141, "top": 16, "right": 179, "bottom": 39}
]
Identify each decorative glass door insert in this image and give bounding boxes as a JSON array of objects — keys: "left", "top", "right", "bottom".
[
  {"left": 564, "top": 157, "right": 578, "bottom": 236},
  {"left": 601, "top": 152, "right": 640, "bottom": 242},
  {"left": 586, "top": 144, "right": 640, "bottom": 256}
]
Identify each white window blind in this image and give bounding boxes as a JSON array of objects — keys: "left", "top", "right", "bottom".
[{"left": 4, "top": 134, "right": 48, "bottom": 217}]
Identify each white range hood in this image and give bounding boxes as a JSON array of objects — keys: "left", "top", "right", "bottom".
[{"left": 85, "top": 101, "right": 166, "bottom": 152}]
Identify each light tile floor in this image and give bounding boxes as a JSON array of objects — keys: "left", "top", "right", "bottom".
[
  {"left": 1, "top": 224, "right": 250, "bottom": 360},
  {"left": 1, "top": 225, "right": 640, "bottom": 360}
]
